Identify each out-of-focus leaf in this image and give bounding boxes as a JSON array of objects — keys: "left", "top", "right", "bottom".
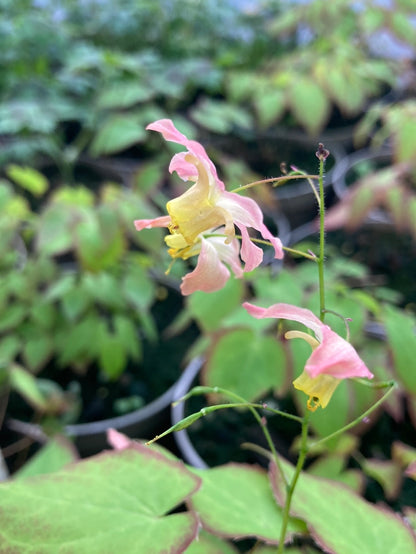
[
  {"left": 6, "top": 165, "right": 48, "bottom": 196},
  {"left": 9, "top": 364, "right": 48, "bottom": 411},
  {"left": 15, "top": 437, "right": 78, "bottom": 480},
  {"left": 187, "top": 278, "right": 244, "bottom": 333},
  {"left": 363, "top": 458, "right": 403, "bottom": 500},
  {"left": 97, "top": 81, "right": 154, "bottom": 110},
  {"left": 205, "top": 328, "right": 288, "bottom": 401},
  {"left": 97, "top": 322, "right": 127, "bottom": 380},
  {"left": 89, "top": 115, "right": 147, "bottom": 156},
  {"left": 23, "top": 335, "right": 54, "bottom": 372},
  {"left": 289, "top": 78, "right": 330, "bottom": 135},
  {"left": 383, "top": 305, "right": 416, "bottom": 394}
]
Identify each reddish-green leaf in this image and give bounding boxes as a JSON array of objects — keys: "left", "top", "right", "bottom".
[{"left": 0, "top": 446, "right": 200, "bottom": 553}]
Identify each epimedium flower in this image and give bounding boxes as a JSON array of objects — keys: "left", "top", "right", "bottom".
[
  {"left": 242, "top": 302, "right": 374, "bottom": 411},
  {"left": 134, "top": 119, "right": 283, "bottom": 295}
]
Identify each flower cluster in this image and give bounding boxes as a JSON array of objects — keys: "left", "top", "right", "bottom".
[
  {"left": 134, "top": 119, "right": 283, "bottom": 295},
  {"left": 135, "top": 119, "right": 374, "bottom": 411}
]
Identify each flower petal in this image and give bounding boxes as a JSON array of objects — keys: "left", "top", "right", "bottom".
[
  {"left": 307, "top": 326, "right": 374, "bottom": 379},
  {"left": 134, "top": 215, "right": 171, "bottom": 231},
  {"left": 180, "top": 237, "right": 230, "bottom": 295},
  {"left": 238, "top": 225, "right": 264, "bottom": 271},
  {"left": 146, "top": 118, "right": 224, "bottom": 190},
  {"left": 293, "top": 371, "right": 341, "bottom": 411},
  {"left": 219, "top": 192, "right": 283, "bottom": 259},
  {"left": 242, "top": 302, "right": 374, "bottom": 380},
  {"left": 206, "top": 234, "right": 243, "bottom": 279},
  {"left": 242, "top": 302, "right": 324, "bottom": 341}
]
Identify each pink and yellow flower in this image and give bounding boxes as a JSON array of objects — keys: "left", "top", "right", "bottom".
[
  {"left": 242, "top": 302, "right": 374, "bottom": 411},
  {"left": 135, "top": 119, "right": 283, "bottom": 295}
]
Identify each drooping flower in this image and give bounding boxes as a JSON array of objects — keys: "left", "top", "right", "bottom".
[
  {"left": 242, "top": 302, "right": 374, "bottom": 411},
  {"left": 134, "top": 119, "right": 283, "bottom": 295}
]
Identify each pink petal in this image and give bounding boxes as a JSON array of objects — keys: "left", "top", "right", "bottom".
[
  {"left": 107, "top": 428, "right": 131, "bottom": 450},
  {"left": 146, "top": 118, "right": 225, "bottom": 190},
  {"left": 134, "top": 215, "right": 171, "bottom": 231},
  {"left": 180, "top": 238, "right": 230, "bottom": 295},
  {"left": 243, "top": 302, "right": 373, "bottom": 380},
  {"left": 219, "top": 192, "right": 283, "bottom": 259},
  {"left": 238, "top": 225, "right": 264, "bottom": 272},
  {"left": 242, "top": 302, "right": 324, "bottom": 340},
  {"left": 169, "top": 152, "right": 198, "bottom": 181},
  {"left": 307, "top": 326, "right": 374, "bottom": 379},
  {"left": 207, "top": 235, "right": 244, "bottom": 278}
]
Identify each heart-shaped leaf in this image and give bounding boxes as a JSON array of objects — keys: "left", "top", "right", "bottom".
[
  {"left": 0, "top": 445, "right": 200, "bottom": 553},
  {"left": 270, "top": 458, "right": 416, "bottom": 554},
  {"left": 190, "top": 463, "right": 305, "bottom": 544}
]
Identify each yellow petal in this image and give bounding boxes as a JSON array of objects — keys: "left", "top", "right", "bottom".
[
  {"left": 293, "top": 371, "right": 340, "bottom": 411},
  {"left": 167, "top": 154, "right": 234, "bottom": 243},
  {"left": 285, "top": 330, "right": 319, "bottom": 349}
]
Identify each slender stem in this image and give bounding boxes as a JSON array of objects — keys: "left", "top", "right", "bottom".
[
  {"left": 277, "top": 410, "right": 311, "bottom": 553},
  {"left": 231, "top": 174, "right": 318, "bottom": 194},
  {"left": 310, "top": 381, "right": 396, "bottom": 449},
  {"left": 282, "top": 246, "right": 317, "bottom": 262},
  {"left": 173, "top": 385, "right": 293, "bottom": 486},
  {"left": 317, "top": 155, "right": 326, "bottom": 322}
]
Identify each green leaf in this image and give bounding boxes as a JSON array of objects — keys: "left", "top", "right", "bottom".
[
  {"left": 76, "top": 208, "right": 126, "bottom": 271},
  {"left": 6, "top": 165, "right": 48, "bottom": 196},
  {"left": 254, "top": 88, "right": 286, "bottom": 128},
  {"left": 90, "top": 115, "right": 147, "bottom": 156},
  {"left": 134, "top": 161, "right": 164, "bottom": 195},
  {"left": 185, "top": 530, "right": 238, "bottom": 553},
  {"left": 190, "top": 464, "right": 304, "bottom": 544},
  {"left": 270, "top": 458, "right": 416, "bottom": 554},
  {"left": 253, "top": 269, "right": 304, "bottom": 308},
  {"left": 289, "top": 78, "right": 330, "bottom": 135},
  {"left": 9, "top": 364, "right": 48, "bottom": 411},
  {"left": 307, "top": 455, "right": 363, "bottom": 493},
  {"left": 0, "top": 335, "right": 20, "bottom": 365},
  {"left": 363, "top": 459, "right": 402, "bottom": 500},
  {"left": 187, "top": 278, "right": 244, "bottom": 333},
  {"left": 82, "top": 272, "right": 125, "bottom": 310},
  {"left": 45, "top": 274, "right": 76, "bottom": 301},
  {"left": 0, "top": 304, "right": 26, "bottom": 332},
  {"left": 23, "top": 335, "right": 54, "bottom": 372},
  {"left": 391, "top": 11, "right": 416, "bottom": 45},
  {"left": 30, "top": 301, "right": 56, "bottom": 329},
  {"left": 15, "top": 437, "right": 78, "bottom": 480},
  {"left": 56, "top": 314, "right": 99, "bottom": 367},
  {"left": 190, "top": 99, "right": 252, "bottom": 134},
  {"left": 61, "top": 286, "right": 91, "bottom": 321},
  {"left": 383, "top": 305, "right": 416, "bottom": 394},
  {"left": 0, "top": 446, "right": 200, "bottom": 553},
  {"left": 97, "top": 81, "right": 154, "bottom": 110},
  {"left": 395, "top": 119, "right": 416, "bottom": 163},
  {"left": 114, "top": 315, "right": 141, "bottom": 361},
  {"left": 36, "top": 204, "right": 74, "bottom": 256},
  {"left": 122, "top": 263, "right": 156, "bottom": 313},
  {"left": 97, "top": 321, "right": 127, "bottom": 380},
  {"left": 205, "top": 328, "right": 288, "bottom": 401}
]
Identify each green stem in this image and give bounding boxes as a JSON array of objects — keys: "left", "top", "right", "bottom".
[
  {"left": 173, "top": 385, "right": 294, "bottom": 486},
  {"left": 310, "top": 380, "right": 396, "bottom": 449},
  {"left": 231, "top": 174, "right": 318, "bottom": 194},
  {"left": 277, "top": 410, "right": 311, "bottom": 553},
  {"left": 317, "top": 154, "right": 326, "bottom": 322},
  {"left": 204, "top": 234, "right": 318, "bottom": 262}
]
